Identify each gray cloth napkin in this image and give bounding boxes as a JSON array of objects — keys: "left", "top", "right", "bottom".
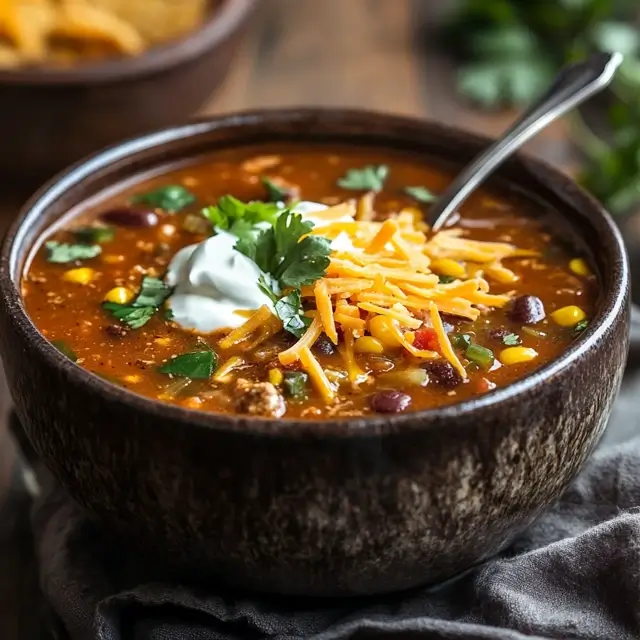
[{"left": 21, "top": 402, "right": 640, "bottom": 640}]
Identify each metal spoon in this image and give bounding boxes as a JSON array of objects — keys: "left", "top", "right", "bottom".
[{"left": 428, "top": 52, "right": 624, "bottom": 233}]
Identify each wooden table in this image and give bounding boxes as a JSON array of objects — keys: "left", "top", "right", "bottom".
[{"left": 0, "top": 1, "right": 576, "bottom": 637}]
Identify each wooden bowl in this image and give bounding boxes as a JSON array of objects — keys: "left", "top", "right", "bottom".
[
  {"left": 0, "top": 0, "right": 257, "bottom": 189},
  {"left": 0, "top": 109, "right": 631, "bottom": 596}
]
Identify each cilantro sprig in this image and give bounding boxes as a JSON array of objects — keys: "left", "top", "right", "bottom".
[
  {"left": 202, "top": 195, "right": 281, "bottom": 233},
  {"left": 46, "top": 241, "right": 102, "bottom": 264},
  {"left": 236, "top": 210, "right": 331, "bottom": 289},
  {"left": 132, "top": 185, "right": 195, "bottom": 213},
  {"left": 235, "top": 210, "right": 331, "bottom": 337},
  {"left": 404, "top": 186, "right": 437, "bottom": 204},
  {"left": 337, "top": 165, "right": 389, "bottom": 192},
  {"left": 103, "top": 276, "right": 173, "bottom": 330}
]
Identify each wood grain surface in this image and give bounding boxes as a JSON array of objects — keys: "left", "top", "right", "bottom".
[{"left": 0, "top": 1, "right": 575, "bottom": 637}]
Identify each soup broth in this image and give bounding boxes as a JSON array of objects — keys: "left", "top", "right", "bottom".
[{"left": 22, "top": 145, "right": 598, "bottom": 418}]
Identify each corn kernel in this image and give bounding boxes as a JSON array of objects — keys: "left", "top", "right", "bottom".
[
  {"left": 430, "top": 258, "right": 467, "bottom": 279},
  {"left": 499, "top": 347, "right": 538, "bottom": 366},
  {"left": 268, "top": 368, "right": 284, "bottom": 386},
  {"left": 62, "top": 267, "right": 95, "bottom": 285},
  {"left": 155, "top": 337, "right": 171, "bottom": 347},
  {"left": 123, "top": 374, "right": 142, "bottom": 384},
  {"left": 103, "top": 286, "right": 134, "bottom": 304},
  {"left": 368, "top": 315, "right": 402, "bottom": 348},
  {"left": 551, "top": 305, "right": 586, "bottom": 327},
  {"left": 103, "top": 254, "right": 125, "bottom": 264},
  {"left": 569, "top": 258, "right": 591, "bottom": 277},
  {"left": 354, "top": 336, "right": 385, "bottom": 354}
]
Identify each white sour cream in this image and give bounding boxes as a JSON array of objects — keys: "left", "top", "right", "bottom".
[
  {"left": 166, "top": 231, "right": 273, "bottom": 333},
  {"left": 166, "top": 202, "right": 355, "bottom": 334}
]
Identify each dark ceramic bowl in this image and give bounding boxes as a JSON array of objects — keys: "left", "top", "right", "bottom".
[
  {"left": 0, "top": 0, "right": 256, "bottom": 189},
  {"left": 0, "top": 109, "right": 633, "bottom": 597}
]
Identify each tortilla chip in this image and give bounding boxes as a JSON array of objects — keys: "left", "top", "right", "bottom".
[
  {"left": 90, "top": 0, "right": 208, "bottom": 44},
  {"left": 54, "top": 0, "right": 145, "bottom": 55},
  {"left": 0, "top": 41, "right": 22, "bottom": 66},
  {"left": 0, "top": 0, "right": 57, "bottom": 60}
]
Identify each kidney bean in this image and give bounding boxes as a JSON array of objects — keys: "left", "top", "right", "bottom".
[
  {"left": 370, "top": 390, "right": 412, "bottom": 414},
  {"left": 422, "top": 360, "right": 462, "bottom": 388},
  {"left": 313, "top": 333, "right": 336, "bottom": 356},
  {"left": 508, "top": 295, "right": 545, "bottom": 324},
  {"left": 100, "top": 207, "right": 159, "bottom": 228}
]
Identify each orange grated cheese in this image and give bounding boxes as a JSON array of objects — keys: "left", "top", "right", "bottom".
[
  {"left": 278, "top": 315, "right": 323, "bottom": 365},
  {"left": 339, "top": 328, "right": 367, "bottom": 384},
  {"left": 335, "top": 313, "right": 366, "bottom": 331},
  {"left": 387, "top": 321, "right": 439, "bottom": 360},
  {"left": 429, "top": 302, "right": 467, "bottom": 379},
  {"left": 219, "top": 305, "right": 275, "bottom": 349},
  {"left": 357, "top": 302, "right": 422, "bottom": 329},
  {"left": 298, "top": 346, "right": 335, "bottom": 403},
  {"left": 365, "top": 219, "right": 399, "bottom": 254},
  {"left": 314, "top": 279, "right": 338, "bottom": 344}
]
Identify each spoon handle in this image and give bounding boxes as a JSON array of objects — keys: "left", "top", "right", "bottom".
[{"left": 429, "top": 52, "right": 623, "bottom": 232}]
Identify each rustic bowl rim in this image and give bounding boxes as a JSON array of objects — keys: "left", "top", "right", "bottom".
[
  {"left": 0, "top": 0, "right": 257, "bottom": 86},
  {"left": 0, "top": 108, "right": 629, "bottom": 437}
]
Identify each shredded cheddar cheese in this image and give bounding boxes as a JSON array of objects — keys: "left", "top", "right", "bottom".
[{"left": 223, "top": 201, "right": 537, "bottom": 404}]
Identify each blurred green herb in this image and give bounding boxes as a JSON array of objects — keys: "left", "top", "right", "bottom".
[{"left": 444, "top": 0, "right": 640, "bottom": 214}]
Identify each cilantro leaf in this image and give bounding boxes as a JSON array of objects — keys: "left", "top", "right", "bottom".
[
  {"left": 502, "top": 333, "right": 521, "bottom": 346},
  {"left": 235, "top": 210, "right": 330, "bottom": 288},
  {"left": 103, "top": 304, "right": 155, "bottom": 330},
  {"left": 134, "top": 277, "right": 173, "bottom": 308},
  {"left": 235, "top": 210, "right": 331, "bottom": 337},
  {"left": 158, "top": 350, "right": 218, "bottom": 379},
  {"left": 51, "top": 340, "right": 78, "bottom": 362},
  {"left": 262, "top": 177, "right": 289, "bottom": 202},
  {"left": 73, "top": 226, "right": 114, "bottom": 244},
  {"left": 132, "top": 185, "right": 195, "bottom": 213},
  {"left": 258, "top": 273, "right": 280, "bottom": 303},
  {"left": 337, "top": 165, "right": 389, "bottom": 192},
  {"left": 438, "top": 275, "right": 456, "bottom": 284},
  {"left": 103, "top": 276, "right": 173, "bottom": 329},
  {"left": 573, "top": 319, "right": 589, "bottom": 335},
  {"left": 202, "top": 195, "right": 281, "bottom": 231},
  {"left": 271, "top": 213, "right": 331, "bottom": 286},
  {"left": 405, "top": 186, "right": 437, "bottom": 204},
  {"left": 45, "top": 241, "right": 102, "bottom": 264},
  {"left": 274, "top": 291, "right": 312, "bottom": 338}
]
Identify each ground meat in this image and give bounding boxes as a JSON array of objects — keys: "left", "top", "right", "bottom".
[{"left": 233, "top": 378, "right": 286, "bottom": 418}]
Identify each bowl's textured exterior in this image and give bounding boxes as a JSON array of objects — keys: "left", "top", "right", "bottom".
[
  {"left": 0, "top": 110, "right": 630, "bottom": 596},
  {"left": 0, "top": 0, "right": 256, "bottom": 188}
]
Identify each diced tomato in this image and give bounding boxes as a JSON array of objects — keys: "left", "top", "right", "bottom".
[{"left": 413, "top": 327, "right": 440, "bottom": 352}]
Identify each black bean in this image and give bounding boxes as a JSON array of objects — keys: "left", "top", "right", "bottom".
[
  {"left": 105, "top": 324, "right": 128, "bottom": 338},
  {"left": 370, "top": 390, "right": 412, "bottom": 414},
  {"left": 313, "top": 333, "right": 336, "bottom": 355},
  {"left": 488, "top": 327, "right": 510, "bottom": 342},
  {"left": 100, "top": 207, "right": 159, "bottom": 228},
  {"left": 423, "top": 360, "right": 462, "bottom": 388},
  {"left": 508, "top": 295, "right": 545, "bottom": 325}
]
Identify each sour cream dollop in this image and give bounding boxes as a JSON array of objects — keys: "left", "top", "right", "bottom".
[
  {"left": 166, "top": 202, "right": 354, "bottom": 333},
  {"left": 166, "top": 231, "right": 273, "bottom": 333}
]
